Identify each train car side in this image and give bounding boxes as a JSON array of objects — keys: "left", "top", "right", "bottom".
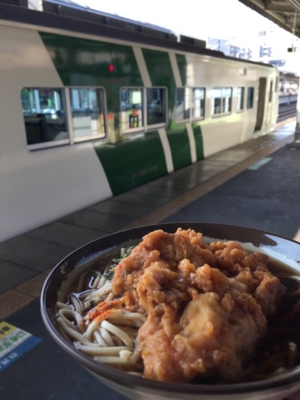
[
  {"left": 0, "top": 22, "right": 279, "bottom": 242},
  {"left": 182, "top": 55, "right": 278, "bottom": 157}
]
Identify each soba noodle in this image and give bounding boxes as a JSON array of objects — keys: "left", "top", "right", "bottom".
[
  {"left": 55, "top": 246, "right": 145, "bottom": 374},
  {"left": 55, "top": 238, "right": 300, "bottom": 383}
]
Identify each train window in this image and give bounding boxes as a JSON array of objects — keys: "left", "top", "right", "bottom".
[
  {"left": 237, "top": 87, "right": 245, "bottom": 112},
  {"left": 175, "top": 88, "right": 190, "bottom": 121},
  {"left": 212, "top": 88, "right": 222, "bottom": 115},
  {"left": 275, "top": 77, "right": 279, "bottom": 92},
  {"left": 212, "top": 87, "right": 232, "bottom": 116},
  {"left": 120, "top": 88, "right": 144, "bottom": 132},
  {"left": 192, "top": 88, "right": 205, "bottom": 119},
  {"left": 69, "top": 88, "right": 106, "bottom": 141},
  {"left": 247, "top": 87, "right": 254, "bottom": 109},
  {"left": 146, "top": 88, "right": 167, "bottom": 125},
  {"left": 21, "top": 88, "right": 69, "bottom": 149}
]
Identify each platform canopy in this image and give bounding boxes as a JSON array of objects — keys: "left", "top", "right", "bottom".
[{"left": 239, "top": 0, "right": 300, "bottom": 39}]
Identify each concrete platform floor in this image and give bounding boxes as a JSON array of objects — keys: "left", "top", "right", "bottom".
[{"left": 0, "top": 120, "right": 299, "bottom": 400}]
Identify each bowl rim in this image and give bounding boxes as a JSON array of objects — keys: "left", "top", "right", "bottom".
[{"left": 40, "top": 222, "right": 300, "bottom": 395}]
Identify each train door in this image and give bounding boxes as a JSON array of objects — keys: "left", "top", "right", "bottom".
[
  {"left": 255, "top": 77, "right": 267, "bottom": 131},
  {"left": 266, "top": 80, "right": 273, "bottom": 125}
]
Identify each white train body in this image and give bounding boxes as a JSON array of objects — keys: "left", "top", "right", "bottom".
[{"left": 0, "top": 4, "right": 279, "bottom": 242}]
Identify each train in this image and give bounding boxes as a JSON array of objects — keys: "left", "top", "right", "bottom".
[{"left": 0, "top": 0, "right": 280, "bottom": 242}]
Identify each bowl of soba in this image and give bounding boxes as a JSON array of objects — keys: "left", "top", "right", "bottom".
[{"left": 40, "top": 222, "right": 300, "bottom": 400}]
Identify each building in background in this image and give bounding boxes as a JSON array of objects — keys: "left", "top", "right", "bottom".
[{"left": 207, "top": 23, "right": 300, "bottom": 77}]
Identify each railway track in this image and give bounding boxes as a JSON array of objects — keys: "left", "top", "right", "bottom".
[{"left": 277, "top": 103, "right": 297, "bottom": 122}]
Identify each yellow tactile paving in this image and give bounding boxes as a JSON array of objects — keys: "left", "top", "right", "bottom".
[
  {"left": 275, "top": 117, "right": 296, "bottom": 129},
  {"left": 0, "top": 290, "right": 34, "bottom": 319},
  {"left": 14, "top": 273, "right": 48, "bottom": 298}
]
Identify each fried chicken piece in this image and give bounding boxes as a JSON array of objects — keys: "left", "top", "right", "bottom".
[
  {"left": 111, "top": 228, "right": 285, "bottom": 383},
  {"left": 173, "top": 291, "right": 267, "bottom": 382},
  {"left": 137, "top": 263, "right": 267, "bottom": 382}
]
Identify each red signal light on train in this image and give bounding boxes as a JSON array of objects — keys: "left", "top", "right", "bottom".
[{"left": 108, "top": 63, "right": 115, "bottom": 72}]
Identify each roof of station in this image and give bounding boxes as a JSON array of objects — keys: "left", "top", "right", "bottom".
[{"left": 239, "top": 0, "right": 300, "bottom": 38}]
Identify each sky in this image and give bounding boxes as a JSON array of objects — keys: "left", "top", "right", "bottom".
[{"left": 72, "top": 0, "right": 300, "bottom": 71}]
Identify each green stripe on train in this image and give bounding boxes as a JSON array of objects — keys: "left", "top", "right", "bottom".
[
  {"left": 39, "top": 32, "right": 168, "bottom": 194},
  {"left": 142, "top": 49, "right": 192, "bottom": 170},
  {"left": 192, "top": 123, "right": 204, "bottom": 161},
  {"left": 93, "top": 131, "right": 167, "bottom": 195},
  {"left": 39, "top": 32, "right": 143, "bottom": 113},
  {"left": 176, "top": 54, "right": 187, "bottom": 86},
  {"left": 39, "top": 33, "right": 203, "bottom": 194}
]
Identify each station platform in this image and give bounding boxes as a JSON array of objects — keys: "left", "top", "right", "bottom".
[{"left": 0, "top": 119, "right": 299, "bottom": 400}]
